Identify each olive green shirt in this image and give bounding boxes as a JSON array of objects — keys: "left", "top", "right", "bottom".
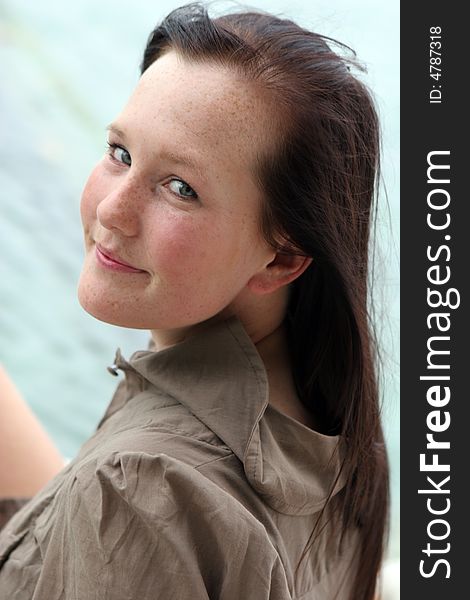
[{"left": 0, "top": 315, "right": 357, "bottom": 599}]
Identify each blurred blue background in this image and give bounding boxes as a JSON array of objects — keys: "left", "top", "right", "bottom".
[{"left": 0, "top": 0, "right": 399, "bottom": 565}]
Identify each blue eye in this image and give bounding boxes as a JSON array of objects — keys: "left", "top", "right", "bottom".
[
  {"left": 106, "top": 142, "right": 131, "bottom": 166},
  {"left": 167, "top": 179, "right": 199, "bottom": 200},
  {"left": 105, "top": 142, "right": 199, "bottom": 201}
]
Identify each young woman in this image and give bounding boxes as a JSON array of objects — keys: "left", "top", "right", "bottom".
[{"left": 0, "top": 3, "right": 389, "bottom": 599}]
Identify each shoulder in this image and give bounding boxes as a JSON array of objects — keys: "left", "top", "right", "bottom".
[
  {"left": 54, "top": 451, "right": 291, "bottom": 599},
  {"left": 73, "top": 450, "right": 269, "bottom": 541}
]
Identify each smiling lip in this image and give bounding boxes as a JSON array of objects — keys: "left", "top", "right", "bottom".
[{"left": 95, "top": 244, "right": 146, "bottom": 273}]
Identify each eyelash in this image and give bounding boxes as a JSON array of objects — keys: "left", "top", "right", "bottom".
[{"left": 105, "top": 142, "right": 199, "bottom": 201}]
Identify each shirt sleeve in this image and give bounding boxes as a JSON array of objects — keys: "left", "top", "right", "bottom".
[{"left": 33, "top": 451, "right": 291, "bottom": 600}]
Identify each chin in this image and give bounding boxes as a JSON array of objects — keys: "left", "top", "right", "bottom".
[
  {"left": 78, "top": 298, "right": 150, "bottom": 329},
  {"left": 76, "top": 265, "right": 237, "bottom": 332},
  {"left": 76, "top": 276, "right": 141, "bottom": 329}
]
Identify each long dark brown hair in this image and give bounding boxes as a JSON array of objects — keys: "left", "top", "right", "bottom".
[{"left": 140, "top": 3, "right": 389, "bottom": 598}]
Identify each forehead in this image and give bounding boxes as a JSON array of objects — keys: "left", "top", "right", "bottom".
[{"left": 117, "top": 51, "right": 272, "bottom": 171}]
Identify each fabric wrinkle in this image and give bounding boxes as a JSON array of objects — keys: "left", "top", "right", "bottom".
[{"left": 0, "top": 314, "right": 356, "bottom": 599}]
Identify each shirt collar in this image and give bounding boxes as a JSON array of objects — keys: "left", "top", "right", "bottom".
[{"left": 112, "top": 315, "right": 346, "bottom": 516}]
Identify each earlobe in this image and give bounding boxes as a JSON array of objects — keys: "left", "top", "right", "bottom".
[{"left": 247, "top": 253, "right": 313, "bottom": 295}]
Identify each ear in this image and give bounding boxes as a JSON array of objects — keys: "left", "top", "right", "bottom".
[{"left": 247, "top": 252, "right": 313, "bottom": 295}]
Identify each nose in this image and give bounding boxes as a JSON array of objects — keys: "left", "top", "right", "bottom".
[{"left": 96, "top": 177, "right": 144, "bottom": 237}]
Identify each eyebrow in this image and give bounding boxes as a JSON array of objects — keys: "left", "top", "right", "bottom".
[{"left": 105, "top": 123, "right": 208, "bottom": 183}]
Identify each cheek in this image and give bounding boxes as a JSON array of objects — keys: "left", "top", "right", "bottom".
[
  {"left": 146, "top": 212, "right": 214, "bottom": 280},
  {"left": 146, "top": 208, "right": 262, "bottom": 290}
]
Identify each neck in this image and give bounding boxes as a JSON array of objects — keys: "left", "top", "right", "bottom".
[
  {"left": 150, "top": 286, "right": 289, "bottom": 351},
  {"left": 150, "top": 287, "right": 318, "bottom": 430}
]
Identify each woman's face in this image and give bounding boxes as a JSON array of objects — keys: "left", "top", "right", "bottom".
[{"left": 78, "top": 51, "right": 277, "bottom": 334}]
